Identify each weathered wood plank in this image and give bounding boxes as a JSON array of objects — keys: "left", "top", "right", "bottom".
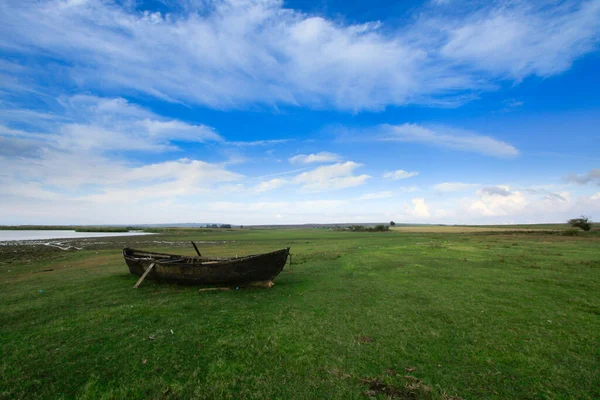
[
  {"left": 133, "top": 262, "right": 155, "bottom": 289},
  {"left": 191, "top": 241, "right": 201, "bottom": 257}
]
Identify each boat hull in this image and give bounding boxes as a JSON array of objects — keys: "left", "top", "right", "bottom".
[{"left": 123, "top": 247, "right": 290, "bottom": 284}]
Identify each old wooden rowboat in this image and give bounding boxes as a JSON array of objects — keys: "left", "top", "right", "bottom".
[{"left": 123, "top": 246, "right": 290, "bottom": 285}]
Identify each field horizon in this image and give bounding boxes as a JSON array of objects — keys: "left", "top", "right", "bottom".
[
  {"left": 1, "top": 227, "right": 599, "bottom": 399},
  {"left": 0, "top": 221, "right": 590, "bottom": 231}
]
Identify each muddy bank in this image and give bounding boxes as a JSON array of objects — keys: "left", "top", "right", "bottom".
[{"left": 0, "top": 235, "right": 233, "bottom": 265}]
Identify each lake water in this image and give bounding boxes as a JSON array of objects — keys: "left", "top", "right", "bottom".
[{"left": 0, "top": 230, "right": 154, "bottom": 242}]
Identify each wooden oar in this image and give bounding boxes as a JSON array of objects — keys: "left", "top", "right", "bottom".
[
  {"left": 133, "top": 262, "right": 155, "bottom": 289},
  {"left": 191, "top": 241, "right": 201, "bottom": 257}
]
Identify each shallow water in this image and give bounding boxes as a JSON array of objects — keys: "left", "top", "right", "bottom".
[{"left": 0, "top": 230, "right": 154, "bottom": 242}]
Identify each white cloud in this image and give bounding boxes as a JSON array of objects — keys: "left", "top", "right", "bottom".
[
  {"left": 289, "top": 152, "right": 341, "bottom": 164},
  {"left": 433, "top": 182, "right": 479, "bottom": 192},
  {"left": 468, "top": 188, "right": 528, "bottom": 217},
  {"left": 2, "top": 155, "right": 242, "bottom": 204},
  {"left": 252, "top": 178, "right": 287, "bottom": 193},
  {"left": 124, "top": 158, "right": 240, "bottom": 185},
  {"left": 293, "top": 161, "right": 370, "bottom": 191},
  {"left": 5, "top": 95, "right": 224, "bottom": 154},
  {"left": 357, "top": 191, "right": 393, "bottom": 200},
  {"left": 2, "top": 0, "right": 598, "bottom": 111},
  {"left": 380, "top": 123, "right": 519, "bottom": 157},
  {"left": 0, "top": 96, "right": 243, "bottom": 207},
  {"left": 406, "top": 197, "right": 431, "bottom": 218},
  {"left": 383, "top": 169, "right": 419, "bottom": 180},
  {"left": 440, "top": 1, "right": 600, "bottom": 79},
  {"left": 448, "top": 185, "right": 585, "bottom": 222},
  {"left": 140, "top": 119, "right": 222, "bottom": 143}
]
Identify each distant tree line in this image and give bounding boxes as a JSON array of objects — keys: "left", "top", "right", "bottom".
[
  {"left": 205, "top": 224, "right": 232, "bottom": 229},
  {"left": 333, "top": 224, "right": 390, "bottom": 232}
]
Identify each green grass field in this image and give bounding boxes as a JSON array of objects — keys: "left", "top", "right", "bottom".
[{"left": 1, "top": 228, "right": 599, "bottom": 399}]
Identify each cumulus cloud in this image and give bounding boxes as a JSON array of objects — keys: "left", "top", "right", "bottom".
[
  {"left": 289, "top": 152, "right": 341, "bottom": 164},
  {"left": 1, "top": 0, "right": 599, "bottom": 111},
  {"left": 406, "top": 197, "right": 431, "bottom": 218},
  {"left": 380, "top": 124, "right": 519, "bottom": 157},
  {"left": 293, "top": 161, "right": 370, "bottom": 191},
  {"left": 468, "top": 188, "right": 527, "bottom": 217},
  {"left": 383, "top": 169, "right": 419, "bottom": 180},
  {"left": 0, "top": 95, "right": 244, "bottom": 207},
  {"left": 457, "top": 185, "right": 580, "bottom": 221},
  {"left": 566, "top": 168, "right": 600, "bottom": 185}
]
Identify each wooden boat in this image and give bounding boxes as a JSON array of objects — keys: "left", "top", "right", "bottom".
[{"left": 123, "top": 245, "right": 290, "bottom": 287}]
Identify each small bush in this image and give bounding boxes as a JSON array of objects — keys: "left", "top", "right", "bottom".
[{"left": 568, "top": 216, "right": 592, "bottom": 231}]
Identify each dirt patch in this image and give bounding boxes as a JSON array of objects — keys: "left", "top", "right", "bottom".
[
  {"left": 361, "top": 375, "right": 431, "bottom": 399},
  {"left": 358, "top": 336, "right": 373, "bottom": 343},
  {"left": 360, "top": 374, "right": 462, "bottom": 400}
]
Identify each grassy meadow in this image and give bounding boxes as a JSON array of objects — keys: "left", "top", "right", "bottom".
[{"left": 1, "top": 227, "right": 599, "bottom": 399}]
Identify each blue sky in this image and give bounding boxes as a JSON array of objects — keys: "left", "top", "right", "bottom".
[{"left": 1, "top": 0, "right": 599, "bottom": 225}]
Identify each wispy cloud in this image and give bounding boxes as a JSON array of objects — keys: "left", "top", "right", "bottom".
[
  {"left": 439, "top": 1, "right": 600, "bottom": 79},
  {"left": 293, "top": 161, "right": 370, "bottom": 191},
  {"left": 141, "top": 119, "right": 222, "bottom": 143},
  {"left": 249, "top": 168, "right": 310, "bottom": 181},
  {"left": 252, "top": 178, "right": 287, "bottom": 193},
  {"left": 383, "top": 169, "right": 419, "bottom": 180},
  {"left": 2, "top": 0, "right": 598, "bottom": 111},
  {"left": 37, "top": 95, "right": 223, "bottom": 152},
  {"left": 380, "top": 123, "right": 519, "bottom": 157},
  {"left": 503, "top": 99, "right": 524, "bottom": 109},
  {"left": 227, "top": 139, "right": 292, "bottom": 147},
  {"left": 289, "top": 152, "right": 341, "bottom": 164}
]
